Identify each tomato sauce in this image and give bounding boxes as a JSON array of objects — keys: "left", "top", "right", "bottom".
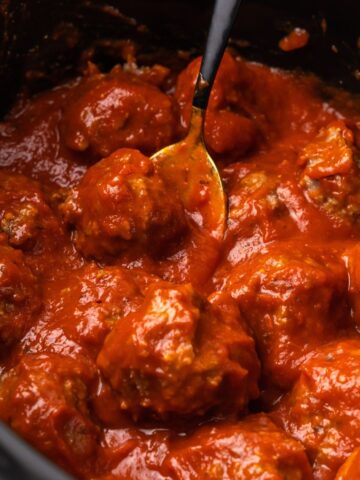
[
  {"left": 279, "top": 28, "right": 310, "bottom": 52},
  {"left": 0, "top": 49, "right": 359, "bottom": 479}
]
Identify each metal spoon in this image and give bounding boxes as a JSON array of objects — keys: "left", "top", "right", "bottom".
[{"left": 152, "top": 0, "right": 242, "bottom": 242}]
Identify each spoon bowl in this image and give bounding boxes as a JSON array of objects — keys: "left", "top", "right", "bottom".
[
  {"left": 151, "top": 106, "right": 226, "bottom": 241},
  {"left": 151, "top": 0, "right": 242, "bottom": 242}
]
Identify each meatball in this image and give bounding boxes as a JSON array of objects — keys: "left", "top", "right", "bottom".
[
  {"left": 31, "top": 263, "right": 159, "bottom": 355},
  {"left": 226, "top": 169, "right": 298, "bottom": 247},
  {"left": 0, "top": 241, "right": 40, "bottom": 347},
  {"left": 95, "top": 428, "right": 171, "bottom": 480},
  {"left": 0, "top": 353, "right": 98, "bottom": 477},
  {"left": 273, "top": 339, "right": 360, "bottom": 479},
  {"left": 62, "top": 65, "right": 177, "bottom": 157},
  {"left": 0, "top": 84, "right": 83, "bottom": 187},
  {"left": 219, "top": 243, "right": 349, "bottom": 388},
  {"left": 164, "top": 414, "right": 313, "bottom": 479},
  {"left": 175, "top": 53, "right": 258, "bottom": 156},
  {"left": 215, "top": 165, "right": 335, "bottom": 275},
  {"left": 61, "top": 148, "right": 187, "bottom": 259},
  {"left": 97, "top": 285, "right": 259, "bottom": 418},
  {"left": 0, "top": 170, "right": 62, "bottom": 251},
  {"left": 0, "top": 170, "right": 79, "bottom": 277},
  {"left": 336, "top": 448, "right": 360, "bottom": 480},
  {"left": 299, "top": 121, "right": 360, "bottom": 227}
]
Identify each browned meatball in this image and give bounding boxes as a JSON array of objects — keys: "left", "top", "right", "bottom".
[
  {"left": 164, "top": 414, "right": 313, "bottom": 479},
  {"left": 0, "top": 353, "right": 99, "bottom": 477},
  {"left": 219, "top": 243, "right": 349, "bottom": 388},
  {"left": 31, "top": 263, "right": 159, "bottom": 355},
  {"left": 225, "top": 169, "right": 298, "bottom": 247},
  {"left": 299, "top": 121, "right": 360, "bottom": 228},
  {"left": 273, "top": 339, "right": 360, "bottom": 480},
  {"left": 61, "top": 65, "right": 177, "bottom": 158},
  {"left": 0, "top": 241, "right": 40, "bottom": 347},
  {"left": 94, "top": 428, "right": 171, "bottom": 480},
  {"left": 0, "top": 169, "right": 79, "bottom": 277},
  {"left": 97, "top": 285, "right": 259, "bottom": 418},
  {"left": 61, "top": 148, "right": 187, "bottom": 259},
  {"left": 175, "top": 53, "right": 258, "bottom": 157},
  {"left": 0, "top": 170, "right": 62, "bottom": 251}
]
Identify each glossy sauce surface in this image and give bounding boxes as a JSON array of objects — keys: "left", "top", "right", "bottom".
[{"left": 0, "top": 50, "right": 360, "bottom": 479}]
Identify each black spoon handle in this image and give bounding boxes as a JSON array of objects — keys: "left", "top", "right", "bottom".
[
  {"left": 0, "top": 421, "right": 73, "bottom": 480},
  {"left": 193, "top": 0, "right": 242, "bottom": 110}
]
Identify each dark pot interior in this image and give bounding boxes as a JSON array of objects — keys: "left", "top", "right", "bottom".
[{"left": 0, "top": 0, "right": 359, "bottom": 117}]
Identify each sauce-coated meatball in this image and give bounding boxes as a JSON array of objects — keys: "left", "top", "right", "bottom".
[
  {"left": 62, "top": 66, "right": 177, "bottom": 158},
  {"left": 0, "top": 241, "right": 40, "bottom": 347},
  {"left": 164, "top": 414, "right": 313, "bottom": 479},
  {"left": 30, "top": 263, "right": 159, "bottom": 355},
  {"left": 226, "top": 169, "right": 298, "bottom": 246},
  {"left": 299, "top": 121, "right": 360, "bottom": 227},
  {"left": 219, "top": 244, "right": 349, "bottom": 388},
  {"left": 0, "top": 353, "right": 98, "bottom": 477},
  {"left": 0, "top": 171, "right": 61, "bottom": 250},
  {"left": 274, "top": 339, "right": 360, "bottom": 480},
  {"left": 95, "top": 428, "right": 171, "bottom": 480},
  {"left": 0, "top": 170, "right": 79, "bottom": 277},
  {"left": 97, "top": 285, "right": 259, "bottom": 418},
  {"left": 61, "top": 148, "right": 187, "bottom": 259},
  {"left": 175, "top": 53, "right": 258, "bottom": 157},
  {"left": 0, "top": 170, "right": 63, "bottom": 255}
]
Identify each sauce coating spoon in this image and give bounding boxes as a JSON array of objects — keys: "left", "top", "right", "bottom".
[{"left": 152, "top": 0, "right": 242, "bottom": 242}]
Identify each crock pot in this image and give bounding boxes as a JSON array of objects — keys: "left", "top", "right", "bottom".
[{"left": 0, "top": 1, "right": 358, "bottom": 478}]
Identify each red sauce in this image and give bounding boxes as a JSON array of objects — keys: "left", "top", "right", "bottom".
[
  {"left": 0, "top": 50, "right": 360, "bottom": 479},
  {"left": 279, "top": 28, "right": 310, "bottom": 52}
]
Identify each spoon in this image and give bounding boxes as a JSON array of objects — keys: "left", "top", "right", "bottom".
[{"left": 152, "top": 0, "right": 242, "bottom": 242}]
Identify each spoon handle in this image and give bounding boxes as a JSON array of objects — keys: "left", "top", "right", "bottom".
[{"left": 193, "top": 0, "right": 242, "bottom": 110}]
